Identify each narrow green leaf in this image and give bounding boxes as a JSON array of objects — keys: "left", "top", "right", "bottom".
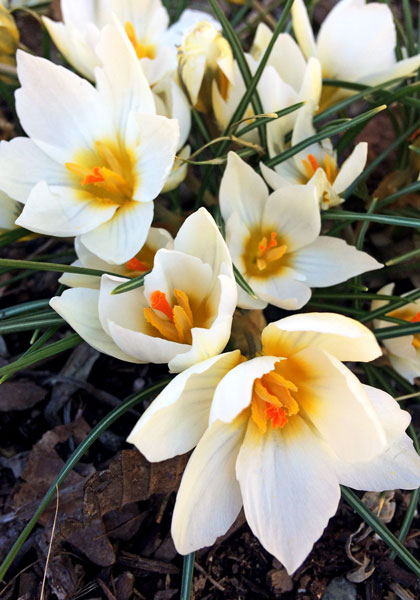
[
  {"left": 373, "top": 322, "right": 420, "bottom": 340},
  {"left": 0, "top": 299, "right": 50, "bottom": 320},
  {"left": 233, "top": 264, "right": 258, "bottom": 299},
  {"left": 0, "top": 258, "right": 121, "bottom": 278},
  {"left": 0, "top": 379, "right": 170, "bottom": 583},
  {"left": 235, "top": 102, "right": 304, "bottom": 137},
  {"left": 0, "top": 313, "right": 63, "bottom": 335},
  {"left": 322, "top": 211, "right": 420, "bottom": 229},
  {"left": 386, "top": 247, "right": 420, "bottom": 266},
  {"left": 341, "top": 486, "right": 420, "bottom": 579},
  {"left": 111, "top": 271, "right": 149, "bottom": 295},
  {"left": 377, "top": 181, "right": 420, "bottom": 210},
  {"left": 0, "top": 333, "right": 82, "bottom": 379}
]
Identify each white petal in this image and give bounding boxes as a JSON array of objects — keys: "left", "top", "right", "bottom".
[
  {"left": 173, "top": 207, "right": 234, "bottom": 280},
  {"left": 0, "top": 137, "right": 67, "bottom": 204},
  {"left": 360, "top": 55, "right": 420, "bottom": 86},
  {"left": 129, "top": 113, "right": 179, "bottom": 202},
  {"left": 334, "top": 385, "right": 420, "bottom": 490},
  {"left": 172, "top": 412, "right": 248, "bottom": 555},
  {"left": 333, "top": 142, "right": 368, "bottom": 194},
  {"left": 388, "top": 354, "right": 420, "bottom": 385},
  {"left": 16, "top": 181, "right": 117, "bottom": 236},
  {"left": 291, "top": 0, "right": 317, "bottom": 60},
  {"left": 292, "top": 236, "right": 382, "bottom": 287},
  {"left": 15, "top": 50, "right": 104, "bottom": 163},
  {"left": 0, "top": 192, "right": 20, "bottom": 230},
  {"left": 50, "top": 288, "right": 141, "bottom": 362},
  {"left": 262, "top": 312, "right": 382, "bottom": 362},
  {"left": 293, "top": 347, "right": 387, "bottom": 462},
  {"left": 210, "top": 355, "right": 280, "bottom": 424},
  {"left": 79, "top": 200, "right": 154, "bottom": 264},
  {"left": 251, "top": 273, "right": 311, "bottom": 310},
  {"left": 237, "top": 416, "right": 340, "bottom": 574},
  {"left": 316, "top": 0, "right": 396, "bottom": 81},
  {"left": 260, "top": 162, "right": 292, "bottom": 191},
  {"left": 95, "top": 22, "right": 156, "bottom": 133},
  {"left": 219, "top": 152, "right": 269, "bottom": 226},
  {"left": 153, "top": 77, "right": 191, "bottom": 149},
  {"left": 128, "top": 350, "right": 242, "bottom": 461},
  {"left": 263, "top": 30, "right": 307, "bottom": 92},
  {"left": 263, "top": 184, "right": 320, "bottom": 251}
]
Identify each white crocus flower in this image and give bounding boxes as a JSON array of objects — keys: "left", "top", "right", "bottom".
[
  {"left": 0, "top": 25, "right": 179, "bottom": 264},
  {"left": 292, "top": 0, "right": 420, "bottom": 110},
  {"left": 51, "top": 209, "right": 238, "bottom": 373},
  {"left": 372, "top": 283, "right": 420, "bottom": 384},
  {"left": 220, "top": 152, "right": 380, "bottom": 310},
  {"left": 129, "top": 312, "right": 420, "bottom": 574},
  {"left": 0, "top": 191, "right": 20, "bottom": 231},
  {"left": 212, "top": 23, "right": 321, "bottom": 142},
  {"left": 59, "top": 227, "right": 174, "bottom": 290},
  {"left": 178, "top": 20, "right": 234, "bottom": 113},
  {"left": 261, "top": 104, "right": 368, "bottom": 209}
]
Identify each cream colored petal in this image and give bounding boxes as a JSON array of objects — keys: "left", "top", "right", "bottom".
[
  {"left": 388, "top": 353, "right": 420, "bottom": 385},
  {"left": 291, "top": 0, "right": 317, "bottom": 60},
  {"left": 219, "top": 152, "right": 269, "bottom": 226},
  {"left": 0, "top": 192, "right": 20, "bottom": 230},
  {"left": 128, "top": 350, "right": 242, "bottom": 461},
  {"left": 293, "top": 347, "right": 387, "bottom": 462},
  {"left": 333, "top": 385, "right": 420, "bottom": 490},
  {"left": 261, "top": 312, "right": 381, "bottom": 362},
  {"left": 173, "top": 207, "right": 234, "bottom": 281},
  {"left": 263, "top": 184, "right": 320, "bottom": 251},
  {"left": 252, "top": 273, "right": 311, "bottom": 311},
  {"left": 15, "top": 50, "right": 105, "bottom": 164},
  {"left": 360, "top": 54, "right": 420, "bottom": 87},
  {"left": 237, "top": 416, "right": 340, "bottom": 574},
  {"left": 50, "top": 288, "right": 141, "bottom": 362},
  {"left": 16, "top": 181, "right": 117, "bottom": 237},
  {"left": 292, "top": 235, "right": 382, "bottom": 287},
  {"left": 260, "top": 162, "right": 293, "bottom": 191},
  {"left": 209, "top": 355, "right": 280, "bottom": 424},
  {"left": 172, "top": 412, "right": 248, "bottom": 554},
  {"left": 333, "top": 142, "right": 367, "bottom": 194}
]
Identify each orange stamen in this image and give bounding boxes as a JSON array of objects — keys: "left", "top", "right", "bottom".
[
  {"left": 258, "top": 232, "right": 277, "bottom": 256},
  {"left": 126, "top": 257, "right": 148, "bottom": 272},
  {"left": 265, "top": 404, "right": 288, "bottom": 429},
  {"left": 82, "top": 167, "right": 105, "bottom": 185},
  {"left": 410, "top": 312, "right": 420, "bottom": 323},
  {"left": 150, "top": 290, "right": 174, "bottom": 321},
  {"left": 307, "top": 153, "right": 319, "bottom": 173}
]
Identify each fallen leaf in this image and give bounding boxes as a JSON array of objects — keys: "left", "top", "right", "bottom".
[{"left": 0, "top": 381, "right": 47, "bottom": 412}]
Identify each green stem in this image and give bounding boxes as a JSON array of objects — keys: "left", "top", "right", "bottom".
[{"left": 180, "top": 553, "right": 195, "bottom": 600}]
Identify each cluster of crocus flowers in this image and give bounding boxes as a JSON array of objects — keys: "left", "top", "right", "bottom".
[
  {"left": 1, "top": 0, "right": 419, "bottom": 580},
  {"left": 129, "top": 313, "right": 420, "bottom": 573}
]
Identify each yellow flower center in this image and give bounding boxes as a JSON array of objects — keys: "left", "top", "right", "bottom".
[
  {"left": 251, "top": 369, "right": 299, "bottom": 433},
  {"left": 143, "top": 289, "right": 211, "bottom": 345},
  {"left": 243, "top": 229, "right": 289, "bottom": 278},
  {"left": 65, "top": 141, "right": 135, "bottom": 206},
  {"left": 301, "top": 153, "right": 338, "bottom": 184},
  {"left": 124, "top": 21, "right": 156, "bottom": 60}
]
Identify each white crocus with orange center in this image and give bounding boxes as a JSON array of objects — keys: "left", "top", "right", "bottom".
[
  {"left": 220, "top": 152, "right": 381, "bottom": 310},
  {"left": 59, "top": 227, "right": 174, "bottom": 290},
  {"left": 129, "top": 313, "right": 420, "bottom": 573},
  {"left": 50, "top": 208, "right": 237, "bottom": 373},
  {"left": 212, "top": 23, "right": 321, "bottom": 143},
  {"left": 292, "top": 0, "right": 420, "bottom": 110},
  {"left": 372, "top": 283, "right": 420, "bottom": 383},
  {"left": 261, "top": 104, "right": 368, "bottom": 209},
  {"left": 0, "top": 24, "right": 179, "bottom": 264},
  {"left": 178, "top": 20, "right": 234, "bottom": 113}
]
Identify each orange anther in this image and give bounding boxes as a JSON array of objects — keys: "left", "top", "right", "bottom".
[
  {"left": 265, "top": 403, "right": 288, "bottom": 429},
  {"left": 82, "top": 167, "right": 105, "bottom": 185},
  {"left": 267, "top": 231, "right": 277, "bottom": 250},
  {"left": 307, "top": 154, "right": 320, "bottom": 173},
  {"left": 410, "top": 312, "right": 420, "bottom": 323},
  {"left": 150, "top": 290, "right": 174, "bottom": 321},
  {"left": 126, "top": 257, "right": 148, "bottom": 272}
]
